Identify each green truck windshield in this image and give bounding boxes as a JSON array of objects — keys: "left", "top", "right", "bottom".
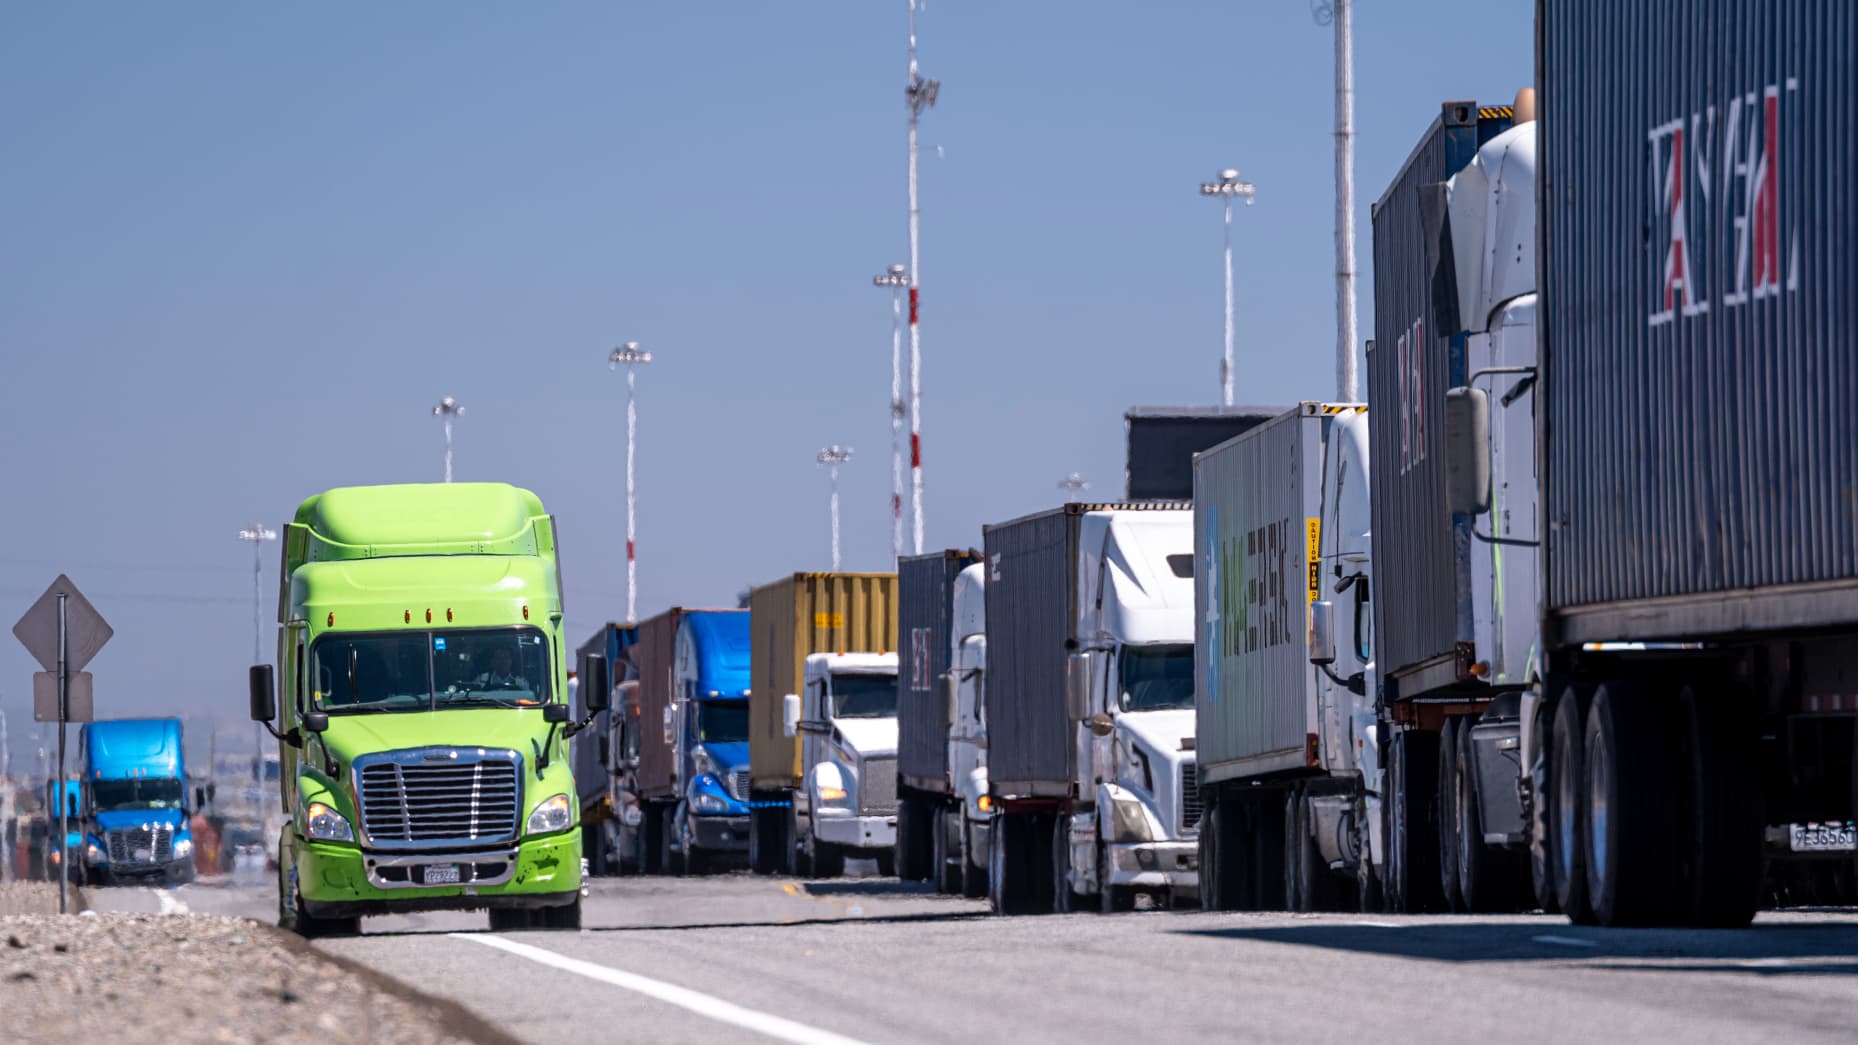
[
  {"left": 92, "top": 778, "right": 184, "bottom": 811},
  {"left": 313, "top": 627, "right": 553, "bottom": 713},
  {"left": 1119, "top": 643, "right": 1194, "bottom": 712}
]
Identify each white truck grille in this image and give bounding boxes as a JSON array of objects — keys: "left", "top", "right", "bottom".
[
  {"left": 1180, "top": 763, "right": 1203, "bottom": 834},
  {"left": 858, "top": 756, "right": 897, "bottom": 814}
]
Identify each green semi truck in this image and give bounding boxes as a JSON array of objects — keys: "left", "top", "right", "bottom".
[{"left": 248, "top": 482, "right": 608, "bottom": 936}]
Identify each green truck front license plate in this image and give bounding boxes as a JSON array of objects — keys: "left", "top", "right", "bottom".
[{"left": 421, "top": 864, "right": 462, "bottom": 886}]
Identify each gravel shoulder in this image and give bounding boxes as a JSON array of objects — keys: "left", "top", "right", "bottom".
[{"left": 0, "top": 907, "right": 519, "bottom": 1044}]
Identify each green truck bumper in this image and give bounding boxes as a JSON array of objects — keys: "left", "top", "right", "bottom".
[{"left": 293, "top": 831, "right": 581, "bottom": 919}]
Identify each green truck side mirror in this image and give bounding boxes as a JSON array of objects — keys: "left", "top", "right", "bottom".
[{"left": 249, "top": 665, "right": 276, "bottom": 723}]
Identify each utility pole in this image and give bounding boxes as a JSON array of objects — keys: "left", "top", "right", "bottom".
[
  {"left": 238, "top": 523, "right": 277, "bottom": 788},
  {"left": 817, "top": 446, "right": 854, "bottom": 572},
  {"left": 609, "top": 342, "right": 653, "bottom": 623},
  {"left": 905, "top": 0, "right": 939, "bottom": 555},
  {"left": 1200, "top": 169, "right": 1257, "bottom": 406},
  {"left": 432, "top": 396, "right": 464, "bottom": 482},
  {"left": 1315, "top": 0, "right": 1360, "bottom": 401},
  {"left": 873, "top": 264, "right": 909, "bottom": 562}
]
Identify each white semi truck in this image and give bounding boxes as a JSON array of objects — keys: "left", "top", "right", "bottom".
[
  {"left": 984, "top": 503, "right": 1201, "bottom": 914},
  {"left": 782, "top": 651, "right": 900, "bottom": 877},
  {"left": 1194, "top": 403, "right": 1377, "bottom": 911}
]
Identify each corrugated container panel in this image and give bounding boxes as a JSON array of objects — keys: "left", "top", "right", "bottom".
[
  {"left": 1193, "top": 406, "right": 1332, "bottom": 782},
  {"left": 1540, "top": 0, "right": 1858, "bottom": 633},
  {"left": 1125, "top": 406, "right": 1286, "bottom": 500},
  {"left": 748, "top": 573, "right": 898, "bottom": 789},
  {"left": 573, "top": 624, "right": 637, "bottom": 809},
  {"left": 897, "top": 550, "right": 979, "bottom": 792},
  {"left": 983, "top": 507, "right": 1078, "bottom": 795},
  {"left": 1368, "top": 102, "right": 1514, "bottom": 684},
  {"left": 631, "top": 609, "right": 682, "bottom": 798}
]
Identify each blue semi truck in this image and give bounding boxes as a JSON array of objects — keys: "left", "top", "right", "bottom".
[
  {"left": 77, "top": 718, "right": 196, "bottom": 887},
  {"left": 628, "top": 608, "right": 753, "bottom": 875}
]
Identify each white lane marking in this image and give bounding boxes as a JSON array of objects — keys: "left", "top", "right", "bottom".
[
  {"left": 1354, "top": 920, "right": 1399, "bottom": 928},
  {"left": 454, "top": 932, "right": 872, "bottom": 1045},
  {"left": 1532, "top": 934, "right": 1597, "bottom": 948},
  {"left": 153, "top": 889, "right": 189, "bottom": 915}
]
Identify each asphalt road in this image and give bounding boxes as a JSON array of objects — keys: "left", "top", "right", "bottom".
[{"left": 90, "top": 871, "right": 1858, "bottom": 1045}]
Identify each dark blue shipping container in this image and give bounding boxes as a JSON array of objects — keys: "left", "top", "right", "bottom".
[
  {"left": 897, "top": 549, "right": 979, "bottom": 792},
  {"left": 1367, "top": 102, "right": 1515, "bottom": 691},
  {"left": 1540, "top": 0, "right": 1858, "bottom": 640}
]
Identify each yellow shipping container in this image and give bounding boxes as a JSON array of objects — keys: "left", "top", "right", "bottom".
[{"left": 748, "top": 572, "right": 898, "bottom": 790}]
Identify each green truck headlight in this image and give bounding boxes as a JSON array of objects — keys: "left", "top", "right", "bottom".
[
  {"left": 527, "top": 793, "right": 573, "bottom": 836},
  {"left": 306, "top": 801, "right": 354, "bottom": 843}
]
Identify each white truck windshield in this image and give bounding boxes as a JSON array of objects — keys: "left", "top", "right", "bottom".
[
  {"left": 831, "top": 674, "right": 898, "bottom": 719},
  {"left": 1119, "top": 643, "right": 1194, "bottom": 711}
]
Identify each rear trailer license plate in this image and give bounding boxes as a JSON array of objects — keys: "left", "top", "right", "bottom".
[
  {"left": 1789, "top": 823, "right": 1857, "bottom": 853},
  {"left": 421, "top": 864, "right": 462, "bottom": 886}
]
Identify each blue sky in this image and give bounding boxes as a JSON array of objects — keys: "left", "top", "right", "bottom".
[{"left": 0, "top": 2, "right": 1532, "bottom": 764}]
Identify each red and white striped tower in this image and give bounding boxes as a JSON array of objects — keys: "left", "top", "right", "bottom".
[
  {"left": 873, "top": 264, "right": 908, "bottom": 562},
  {"left": 905, "top": 0, "right": 938, "bottom": 555},
  {"left": 610, "top": 341, "right": 652, "bottom": 623}
]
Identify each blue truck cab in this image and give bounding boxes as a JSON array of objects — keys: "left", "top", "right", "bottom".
[
  {"left": 78, "top": 718, "right": 195, "bottom": 887},
  {"left": 667, "top": 610, "right": 753, "bottom": 871}
]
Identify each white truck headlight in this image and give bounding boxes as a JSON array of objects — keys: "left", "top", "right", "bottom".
[
  {"left": 527, "top": 793, "right": 574, "bottom": 835},
  {"left": 306, "top": 802, "right": 354, "bottom": 842},
  {"left": 1110, "top": 795, "right": 1154, "bottom": 844},
  {"left": 173, "top": 838, "right": 194, "bottom": 859}
]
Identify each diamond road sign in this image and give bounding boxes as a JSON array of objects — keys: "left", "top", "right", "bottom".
[{"left": 12, "top": 574, "right": 113, "bottom": 673}]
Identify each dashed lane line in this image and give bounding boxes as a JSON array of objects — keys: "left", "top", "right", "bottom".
[{"left": 454, "top": 932, "right": 873, "bottom": 1045}]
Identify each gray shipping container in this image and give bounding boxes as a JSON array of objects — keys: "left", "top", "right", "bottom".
[
  {"left": 896, "top": 550, "right": 979, "bottom": 793},
  {"left": 1540, "top": 0, "right": 1858, "bottom": 641},
  {"left": 1125, "top": 406, "right": 1285, "bottom": 501},
  {"left": 1193, "top": 405, "right": 1337, "bottom": 784},
  {"left": 983, "top": 502, "right": 1188, "bottom": 797},
  {"left": 1367, "top": 101, "right": 1514, "bottom": 693}
]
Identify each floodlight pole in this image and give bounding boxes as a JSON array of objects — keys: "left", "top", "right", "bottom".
[
  {"left": 610, "top": 342, "right": 653, "bottom": 623},
  {"left": 873, "top": 265, "right": 909, "bottom": 562},
  {"left": 1200, "top": 170, "right": 1256, "bottom": 406},
  {"left": 817, "top": 446, "right": 854, "bottom": 571},
  {"left": 238, "top": 523, "right": 278, "bottom": 788},
  {"left": 905, "top": 0, "right": 939, "bottom": 555},
  {"left": 432, "top": 396, "right": 464, "bottom": 482}
]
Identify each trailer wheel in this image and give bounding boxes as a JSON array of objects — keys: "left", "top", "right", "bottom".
[
  {"left": 1528, "top": 693, "right": 1559, "bottom": 912},
  {"left": 960, "top": 812, "right": 988, "bottom": 899},
  {"left": 1248, "top": 790, "right": 1288, "bottom": 910},
  {"left": 1456, "top": 716, "right": 1529, "bottom": 912},
  {"left": 931, "top": 809, "right": 959, "bottom": 893},
  {"left": 1356, "top": 804, "right": 1384, "bottom": 914},
  {"left": 1438, "top": 717, "right": 1466, "bottom": 913},
  {"left": 1583, "top": 681, "right": 1681, "bottom": 926},
  {"left": 1385, "top": 729, "right": 1443, "bottom": 913},
  {"left": 1199, "top": 798, "right": 1241, "bottom": 911},
  {"left": 641, "top": 801, "right": 666, "bottom": 876},
  {"left": 1678, "top": 684, "right": 1761, "bottom": 927},
  {"left": 660, "top": 806, "right": 684, "bottom": 877},
  {"left": 896, "top": 795, "right": 931, "bottom": 882},
  {"left": 1550, "top": 685, "right": 1593, "bottom": 922},
  {"left": 988, "top": 814, "right": 1021, "bottom": 914}
]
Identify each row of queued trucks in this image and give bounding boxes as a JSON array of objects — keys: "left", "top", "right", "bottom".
[
  {"left": 238, "top": 0, "right": 1852, "bottom": 936},
  {"left": 586, "top": 0, "right": 1858, "bottom": 924}
]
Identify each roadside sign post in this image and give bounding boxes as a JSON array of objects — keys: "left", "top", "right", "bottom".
[{"left": 13, "top": 576, "right": 112, "bottom": 916}]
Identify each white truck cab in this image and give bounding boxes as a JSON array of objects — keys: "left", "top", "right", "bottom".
[
  {"left": 942, "top": 562, "right": 992, "bottom": 895},
  {"left": 1060, "top": 509, "right": 1200, "bottom": 910},
  {"left": 783, "top": 651, "right": 900, "bottom": 877}
]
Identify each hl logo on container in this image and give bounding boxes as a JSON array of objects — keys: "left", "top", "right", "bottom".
[{"left": 1648, "top": 76, "right": 1801, "bottom": 326}]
